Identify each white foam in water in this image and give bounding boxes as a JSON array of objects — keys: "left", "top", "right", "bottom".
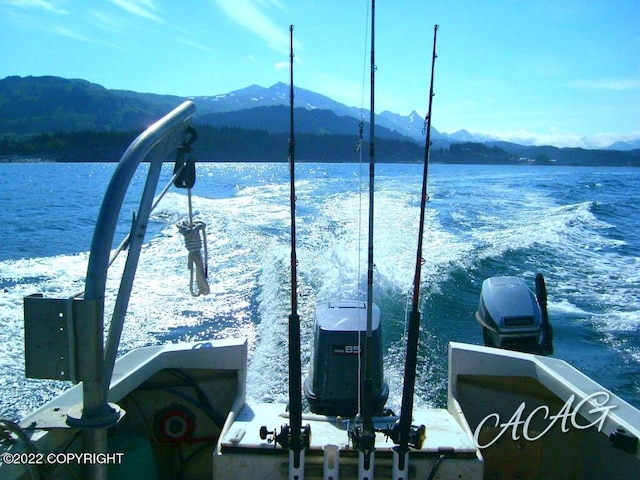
[
  {"left": 460, "top": 179, "right": 640, "bottom": 386},
  {"left": 3, "top": 163, "right": 640, "bottom": 419},
  {"left": 1, "top": 254, "right": 90, "bottom": 418},
  {"left": 237, "top": 167, "right": 459, "bottom": 407}
]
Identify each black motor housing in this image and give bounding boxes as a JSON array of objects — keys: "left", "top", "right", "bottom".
[
  {"left": 476, "top": 275, "right": 553, "bottom": 355},
  {"left": 303, "top": 301, "right": 389, "bottom": 416}
]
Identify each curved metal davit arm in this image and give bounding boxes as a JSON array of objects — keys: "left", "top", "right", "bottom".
[
  {"left": 85, "top": 100, "right": 196, "bottom": 301},
  {"left": 76, "top": 100, "right": 195, "bottom": 480}
]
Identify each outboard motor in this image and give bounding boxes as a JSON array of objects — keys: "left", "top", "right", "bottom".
[
  {"left": 475, "top": 274, "right": 553, "bottom": 355},
  {"left": 304, "top": 301, "right": 389, "bottom": 416}
]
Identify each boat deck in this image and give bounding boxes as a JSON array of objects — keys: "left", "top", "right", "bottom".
[{"left": 215, "top": 403, "right": 482, "bottom": 479}]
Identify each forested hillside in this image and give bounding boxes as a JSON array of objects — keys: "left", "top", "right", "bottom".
[{"left": 1, "top": 76, "right": 639, "bottom": 165}]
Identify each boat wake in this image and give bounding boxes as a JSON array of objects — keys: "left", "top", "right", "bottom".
[{"left": 2, "top": 163, "right": 640, "bottom": 421}]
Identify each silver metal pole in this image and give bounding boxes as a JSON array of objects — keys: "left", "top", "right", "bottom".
[{"left": 72, "top": 101, "right": 196, "bottom": 479}]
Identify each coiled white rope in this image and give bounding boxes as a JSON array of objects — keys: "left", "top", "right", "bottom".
[{"left": 177, "top": 219, "right": 210, "bottom": 297}]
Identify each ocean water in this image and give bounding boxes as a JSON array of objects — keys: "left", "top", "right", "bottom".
[{"left": 1, "top": 161, "right": 639, "bottom": 421}]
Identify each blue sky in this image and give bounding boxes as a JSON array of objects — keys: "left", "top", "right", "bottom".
[{"left": 1, "top": 0, "right": 638, "bottom": 148}]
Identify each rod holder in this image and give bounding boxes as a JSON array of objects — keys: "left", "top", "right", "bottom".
[
  {"left": 323, "top": 444, "right": 340, "bottom": 480},
  {"left": 392, "top": 446, "right": 409, "bottom": 480},
  {"left": 289, "top": 447, "right": 305, "bottom": 480},
  {"left": 358, "top": 449, "right": 374, "bottom": 480}
]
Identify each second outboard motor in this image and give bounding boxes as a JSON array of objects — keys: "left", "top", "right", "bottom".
[
  {"left": 304, "top": 301, "right": 389, "bottom": 416},
  {"left": 476, "top": 274, "right": 553, "bottom": 355}
]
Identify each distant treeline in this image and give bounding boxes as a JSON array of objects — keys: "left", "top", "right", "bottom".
[
  {"left": 436, "top": 141, "right": 640, "bottom": 167},
  {"left": 0, "top": 130, "right": 139, "bottom": 161},
  {"left": 1, "top": 125, "right": 639, "bottom": 166},
  {"left": 0, "top": 125, "right": 424, "bottom": 163}
]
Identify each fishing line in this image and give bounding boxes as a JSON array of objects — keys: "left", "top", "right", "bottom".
[
  {"left": 395, "top": 24, "right": 439, "bottom": 471},
  {"left": 355, "top": 0, "right": 372, "bottom": 421}
]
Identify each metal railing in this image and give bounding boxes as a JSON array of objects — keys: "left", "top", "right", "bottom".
[{"left": 25, "top": 101, "right": 196, "bottom": 480}]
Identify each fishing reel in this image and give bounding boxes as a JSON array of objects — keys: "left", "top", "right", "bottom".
[
  {"left": 259, "top": 423, "right": 311, "bottom": 450},
  {"left": 378, "top": 420, "right": 426, "bottom": 450},
  {"left": 349, "top": 424, "right": 375, "bottom": 452}
]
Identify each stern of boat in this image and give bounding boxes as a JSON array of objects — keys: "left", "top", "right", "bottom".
[
  {"left": 1, "top": 338, "right": 247, "bottom": 480},
  {"left": 448, "top": 342, "right": 640, "bottom": 480}
]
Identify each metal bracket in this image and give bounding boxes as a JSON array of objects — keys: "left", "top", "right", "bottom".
[
  {"left": 24, "top": 294, "right": 103, "bottom": 384},
  {"left": 24, "top": 294, "right": 77, "bottom": 382}
]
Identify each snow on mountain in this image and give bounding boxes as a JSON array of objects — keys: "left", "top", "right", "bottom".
[
  {"left": 195, "top": 83, "right": 356, "bottom": 116},
  {"left": 198, "top": 83, "right": 639, "bottom": 149},
  {"left": 605, "top": 140, "right": 640, "bottom": 151},
  {"left": 444, "top": 129, "right": 475, "bottom": 142},
  {"left": 193, "top": 84, "right": 445, "bottom": 143}
]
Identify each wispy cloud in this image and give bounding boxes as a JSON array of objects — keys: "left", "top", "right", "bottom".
[
  {"left": 570, "top": 78, "right": 640, "bottom": 91},
  {"left": 45, "top": 25, "right": 95, "bottom": 43},
  {"left": 473, "top": 128, "right": 640, "bottom": 149},
  {"left": 213, "top": 0, "right": 290, "bottom": 55},
  {"left": 43, "top": 23, "right": 120, "bottom": 49},
  {"left": 89, "top": 9, "right": 124, "bottom": 32},
  {"left": 175, "top": 37, "right": 214, "bottom": 52},
  {"left": 4, "top": 0, "right": 68, "bottom": 15},
  {"left": 108, "top": 0, "right": 162, "bottom": 23}
]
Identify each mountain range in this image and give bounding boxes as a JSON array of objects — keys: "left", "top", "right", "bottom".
[
  {"left": 1, "top": 75, "right": 639, "bottom": 154},
  {"left": 0, "top": 75, "right": 453, "bottom": 144}
]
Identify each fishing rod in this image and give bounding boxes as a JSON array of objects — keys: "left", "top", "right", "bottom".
[
  {"left": 393, "top": 23, "right": 439, "bottom": 478},
  {"left": 259, "top": 24, "right": 309, "bottom": 479},
  {"left": 258, "top": 27, "right": 311, "bottom": 475},
  {"left": 352, "top": 0, "right": 377, "bottom": 477},
  {"left": 285, "top": 24, "right": 308, "bottom": 480}
]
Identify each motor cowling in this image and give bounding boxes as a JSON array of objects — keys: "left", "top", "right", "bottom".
[
  {"left": 475, "top": 275, "right": 553, "bottom": 355},
  {"left": 303, "top": 301, "right": 389, "bottom": 416}
]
